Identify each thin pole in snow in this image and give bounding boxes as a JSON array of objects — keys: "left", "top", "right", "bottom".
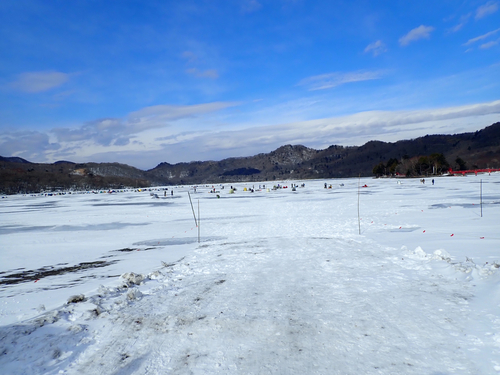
[
  {"left": 357, "top": 174, "right": 361, "bottom": 235},
  {"left": 480, "top": 179, "right": 483, "bottom": 218},
  {"left": 198, "top": 198, "right": 200, "bottom": 243},
  {"left": 187, "top": 191, "right": 198, "bottom": 228}
]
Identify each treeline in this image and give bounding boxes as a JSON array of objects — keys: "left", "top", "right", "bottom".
[
  {"left": 0, "top": 168, "right": 150, "bottom": 195},
  {"left": 372, "top": 153, "right": 468, "bottom": 177}
]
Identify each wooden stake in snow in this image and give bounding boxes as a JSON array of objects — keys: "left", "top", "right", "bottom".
[
  {"left": 198, "top": 198, "right": 200, "bottom": 243},
  {"left": 480, "top": 179, "right": 483, "bottom": 218},
  {"left": 358, "top": 175, "right": 361, "bottom": 235},
  {"left": 188, "top": 191, "right": 198, "bottom": 228}
]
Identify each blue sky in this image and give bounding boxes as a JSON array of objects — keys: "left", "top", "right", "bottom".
[{"left": 0, "top": 0, "right": 499, "bottom": 169}]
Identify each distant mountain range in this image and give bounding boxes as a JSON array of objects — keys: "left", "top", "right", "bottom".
[{"left": 1, "top": 122, "right": 499, "bottom": 194}]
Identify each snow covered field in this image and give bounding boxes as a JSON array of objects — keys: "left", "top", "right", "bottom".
[{"left": 1, "top": 175, "right": 499, "bottom": 374}]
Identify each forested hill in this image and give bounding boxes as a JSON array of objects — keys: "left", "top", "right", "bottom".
[{"left": 1, "top": 122, "right": 499, "bottom": 194}]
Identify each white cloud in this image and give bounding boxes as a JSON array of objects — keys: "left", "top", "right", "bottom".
[
  {"left": 238, "top": 102, "right": 498, "bottom": 158},
  {"left": 0, "top": 131, "right": 60, "bottom": 161},
  {"left": 298, "top": 70, "right": 385, "bottom": 91},
  {"left": 0, "top": 101, "right": 238, "bottom": 166},
  {"left": 51, "top": 102, "right": 239, "bottom": 148},
  {"left": 9, "top": 71, "right": 70, "bottom": 93},
  {"left": 124, "top": 100, "right": 500, "bottom": 167},
  {"left": 476, "top": 1, "right": 499, "bottom": 19},
  {"left": 399, "top": 25, "right": 435, "bottom": 46},
  {"left": 464, "top": 28, "right": 500, "bottom": 45},
  {"left": 364, "top": 40, "right": 387, "bottom": 56},
  {"left": 128, "top": 102, "right": 239, "bottom": 125},
  {"left": 3, "top": 100, "right": 499, "bottom": 169},
  {"left": 186, "top": 68, "right": 219, "bottom": 79},
  {"left": 236, "top": 100, "right": 500, "bottom": 147},
  {"left": 449, "top": 23, "right": 465, "bottom": 33},
  {"left": 2, "top": 92, "right": 499, "bottom": 169},
  {"left": 52, "top": 118, "right": 128, "bottom": 146},
  {"left": 448, "top": 13, "right": 472, "bottom": 33},
  {"left": 480, "top": 40, "right": 499, "bottom": 49}
]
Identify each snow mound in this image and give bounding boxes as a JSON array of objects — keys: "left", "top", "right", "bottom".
[
  {"left": 127, "top": 288, "right": 143, "bottom": 300},
  {"left": 431, "top": 249, "right": 452, "bottom": 261},
  {"left": 475, "top": 262, "right": 500, "bottom": 278},
  {"left": 407, "top": 247, "right": 451, "bottom": 261},
  {"left": 404, "top": 246, "right": 429, "bottom": 259},
  {"left": 121, "top": 272, "right": 145, "bottom": 286},
  {"left": 148, "top": 270, "right": 163, "bottom": 279},
  {"left": 404, "top": 246, "right": 499, "bottom": 281},
  {"left": 67, "top": 294, "right": 86, "bottom": 304}
]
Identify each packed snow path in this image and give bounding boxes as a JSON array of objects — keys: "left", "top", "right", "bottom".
[
  {"left": 1, "top": 176, "right": 499, "bottom": 374},
  {"left": 68, "top": 238, "right": 480, "bottom": 374}
]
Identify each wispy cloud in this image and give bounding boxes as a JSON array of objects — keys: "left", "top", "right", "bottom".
[
  {"left": 181, "top": 51, "right": 198, "bottom": 63},
  {"left": 241, "top": 0, "right": 262, "bottom": 13},
  {"left": 298, "top": 70, "right": 385, "bottom": 91},
  {"left": 399, "top": 25, "right": 435, "bottom": 46},
  {"left": 182, "top": 50, "right": 219, "bottom": 79},
  {"left": 9, "top": 71, "right": 70, "bottom": 93},
  {"left": 0, "top": 131, "right": 60, "bottom": 161},
  {"left": 364, "top": 40, "right": 387, "bottom": 56},
  {"left": 193, "top": 100, "right": 500, "bottom": 154},
  {"left": 155, "top": 130, "right": 209, "bottom": 143},
  {"left": 448, "top": 13, "right": 471, "bottom": 33},
  {"left": 480, "top": 40, "right": 499, "bottom": 49},
  {"left": 128, "top": 102, "right": 239, "bottom": 126},
  {"left": 137, "top": 100, "right": 500, "bottom": 167},
  {"left": 186, "top": 68, "right": 219, "bottom": 79},
  {"left": 52, "top": 118, "right": 129, "bottom": 146},
  {"left": 3, "top": 99, "right": 499, "bottom": 169},
  {"left": 463, "top": 28, "right": 500, "bottom": 45},
  {"left": 51, "top": 102, "right": 239, "bottom": 147},
  {"left": 476, "top": 1, "right": 499, "bottom": 19},
  {"left": 449, "top": 23, "right": 465, "bottom": 33}
]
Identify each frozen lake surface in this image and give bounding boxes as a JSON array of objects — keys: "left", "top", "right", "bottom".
[{"left": 1, "top": 175, "right": 499, "bottom": 374}]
